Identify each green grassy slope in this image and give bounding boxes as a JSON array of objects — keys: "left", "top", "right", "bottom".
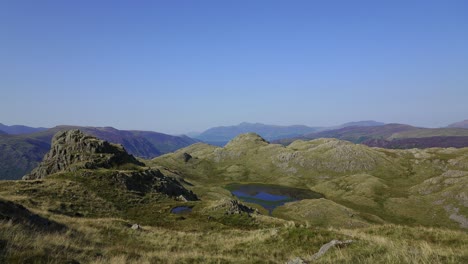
[{"left": 153, "top": 133, "right": 468, "bottom": 230}]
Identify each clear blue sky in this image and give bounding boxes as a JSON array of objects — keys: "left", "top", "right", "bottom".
[{"left": 1, "top": 0, "right": 467, "bottom": 134}]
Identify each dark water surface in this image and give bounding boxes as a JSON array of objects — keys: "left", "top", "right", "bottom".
[
  {"left": 226, "top": 183, "right": 323, "bottom": 214},
  {"left": 170, "top": 206, "right": 192, "bottom": 214}
]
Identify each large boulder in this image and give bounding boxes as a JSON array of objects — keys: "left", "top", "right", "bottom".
[{"left": 23, "top": 129, "right": 144, "bottom": 180}]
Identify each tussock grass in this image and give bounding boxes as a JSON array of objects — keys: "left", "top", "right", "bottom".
[{"left": 2, "top": 215, "right": 467, "bottom": 263}]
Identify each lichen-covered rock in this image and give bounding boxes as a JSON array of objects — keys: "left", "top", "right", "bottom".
[{"left": 23, "top": 129, "right": 144, "bottom": 180}]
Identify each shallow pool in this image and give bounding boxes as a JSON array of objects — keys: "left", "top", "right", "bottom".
[{"left": 226, "top": 183, "right": 322, "bottom": 214}]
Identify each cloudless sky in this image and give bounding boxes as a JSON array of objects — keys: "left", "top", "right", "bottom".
[{"left": 1, "top": 0, "right": 467, "bottom": 134}]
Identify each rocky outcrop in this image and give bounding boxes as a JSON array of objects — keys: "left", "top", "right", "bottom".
[
  {"left": 209, "top": 199, "right": 258, "bottom": 215},
  {"left": 23, "top": 129, "right": 144, "bottom": 180},
  {"left": 111, "top": 169, "right": 198, "bottom": 201}
]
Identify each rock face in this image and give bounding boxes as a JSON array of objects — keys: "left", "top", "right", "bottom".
[
  {"left": 112, "top": 169, "right": 198, "bottom": 201},
  {"left": 210, "top": 199, "right": 258, "bottom": 215},
  {"left": 23, "top": 129, "right": 144, "bottom": 180}
]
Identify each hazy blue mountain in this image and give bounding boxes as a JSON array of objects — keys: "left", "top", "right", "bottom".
[
  {"left": 0, "top": 126, "right": 198, "bottom": 180},
  {"left": 0, "top": 123, "right": 48, "bottom": 135},
  {"left": 275, "top": 123, "right": 468, "bottom": 148},
  {"left": 194, "top": 122, "right": 321, "bottom": 146},
  {"left": 336, "top": 120, "right": 385, "bottom": 128},
  {"left": 448, "top": 119, "right": 468, "bottom": 128},
  {"left": 185, "top": 131, "right": 202, "bottom": 138},
  {"left": 194, "top": 121, "right": 386, "bottom": 146}
]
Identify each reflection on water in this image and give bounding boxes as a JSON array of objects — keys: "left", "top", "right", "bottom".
[
  {"left": 227, "top": 183, "right": 323, "bottom": 214},
  {"left": 170, "top": 206, "right": 192, "bottom": 214}
]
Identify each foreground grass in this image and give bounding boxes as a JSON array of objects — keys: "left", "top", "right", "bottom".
[{"left": 1, "top": 214, "right": 467, "bottom": 263}]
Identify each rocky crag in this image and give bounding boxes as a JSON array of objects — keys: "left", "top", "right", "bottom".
[
  {"left": 23, "top": 129, "right": 144, "bottom": 180},
  {"left": 23, "top": 129, "right": 197, "bottom": 201}
]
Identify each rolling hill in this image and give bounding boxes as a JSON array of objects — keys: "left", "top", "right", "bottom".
[
  {"left": 153, "top": 133, "right": 468, "bottom": 231},
  {"left": 0, "top": 123, "right": 48, "bottom": 135}
]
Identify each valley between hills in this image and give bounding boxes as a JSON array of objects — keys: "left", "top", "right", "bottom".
[{"left": 0, "top": 128, "right": 467, "bottom": 263}]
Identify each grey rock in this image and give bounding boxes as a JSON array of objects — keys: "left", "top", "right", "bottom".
[
  {"left": 211, "top": 199, "right": 259, "bottom": 215},
  {"left": 311, "top": 239, "right": 354, "bottom": 260},
  {"left": 23, "top": 129, "right": 144, "bottom": 180},
  {"left": 286, "top": 257, "right": 307, "bottom": 264},
  {"left": 131, "top": 224, "right": 141, "bottom": 230},
  {"left": 112, "top": 169, "right": 198, "bottom": 201}
]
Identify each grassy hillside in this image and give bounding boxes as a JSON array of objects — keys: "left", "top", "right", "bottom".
[
  {"left": 1, "top": 131, "right": 467, "bottom": 263},
  {"left": 153, "top": 133, "right": 468, "bottom": 230},
  {"left": 0, "top": 135, "right": 50, "bottom": 180}
]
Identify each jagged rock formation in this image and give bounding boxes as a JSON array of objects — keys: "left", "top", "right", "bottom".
[
  {"left": 23, "top": 129, "right": 144, "bottom": 180},
  {"left": 111, "top": 169, "right": 198, "bottom": 201}
]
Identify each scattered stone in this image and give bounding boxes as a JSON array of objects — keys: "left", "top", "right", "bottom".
[
  {"left": 286, "top": 257, "right": 307, "bottom": 264},
  {"left": 177, "top": 195, "right": 188, "bottom": 202},
  {"left": 311, "top": 239, "right": 354, "bottom": 260},
  {"left": 131, "top": 224, "right": 141, "bottom": 230},
  {"left": 287, "top": 239, "right": 354, "bottom": 263}
]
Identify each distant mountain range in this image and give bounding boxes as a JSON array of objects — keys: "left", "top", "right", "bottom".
[
  {"left": 0, "top": 123, "right": 48, "bottom": 134},
  {"left": 0, "top": 125, "right": 198, "bottom": 180},
  {"left": 193, "top": 121, "right": 385, "bottom": 146},
  {"left": 275, "top": 123, "right": 468, "bottom": 149},
  {"left": 2, "top": 119, "right": 468, "bottom": 179}
]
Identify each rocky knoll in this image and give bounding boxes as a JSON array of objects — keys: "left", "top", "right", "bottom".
[
  {"left": 112, "top": 169, "right": 198, "bottom": 201},
  {"left": 23, "top": 129, "right": 144, "bottom": 180}
]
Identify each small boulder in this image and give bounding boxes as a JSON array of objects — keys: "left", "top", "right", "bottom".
[
  {"left": 131, "top": 224, "right": 141, "bottom": 230},
  {"left": 183, "top": 153, "right": 192, "bottom": 162}
]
